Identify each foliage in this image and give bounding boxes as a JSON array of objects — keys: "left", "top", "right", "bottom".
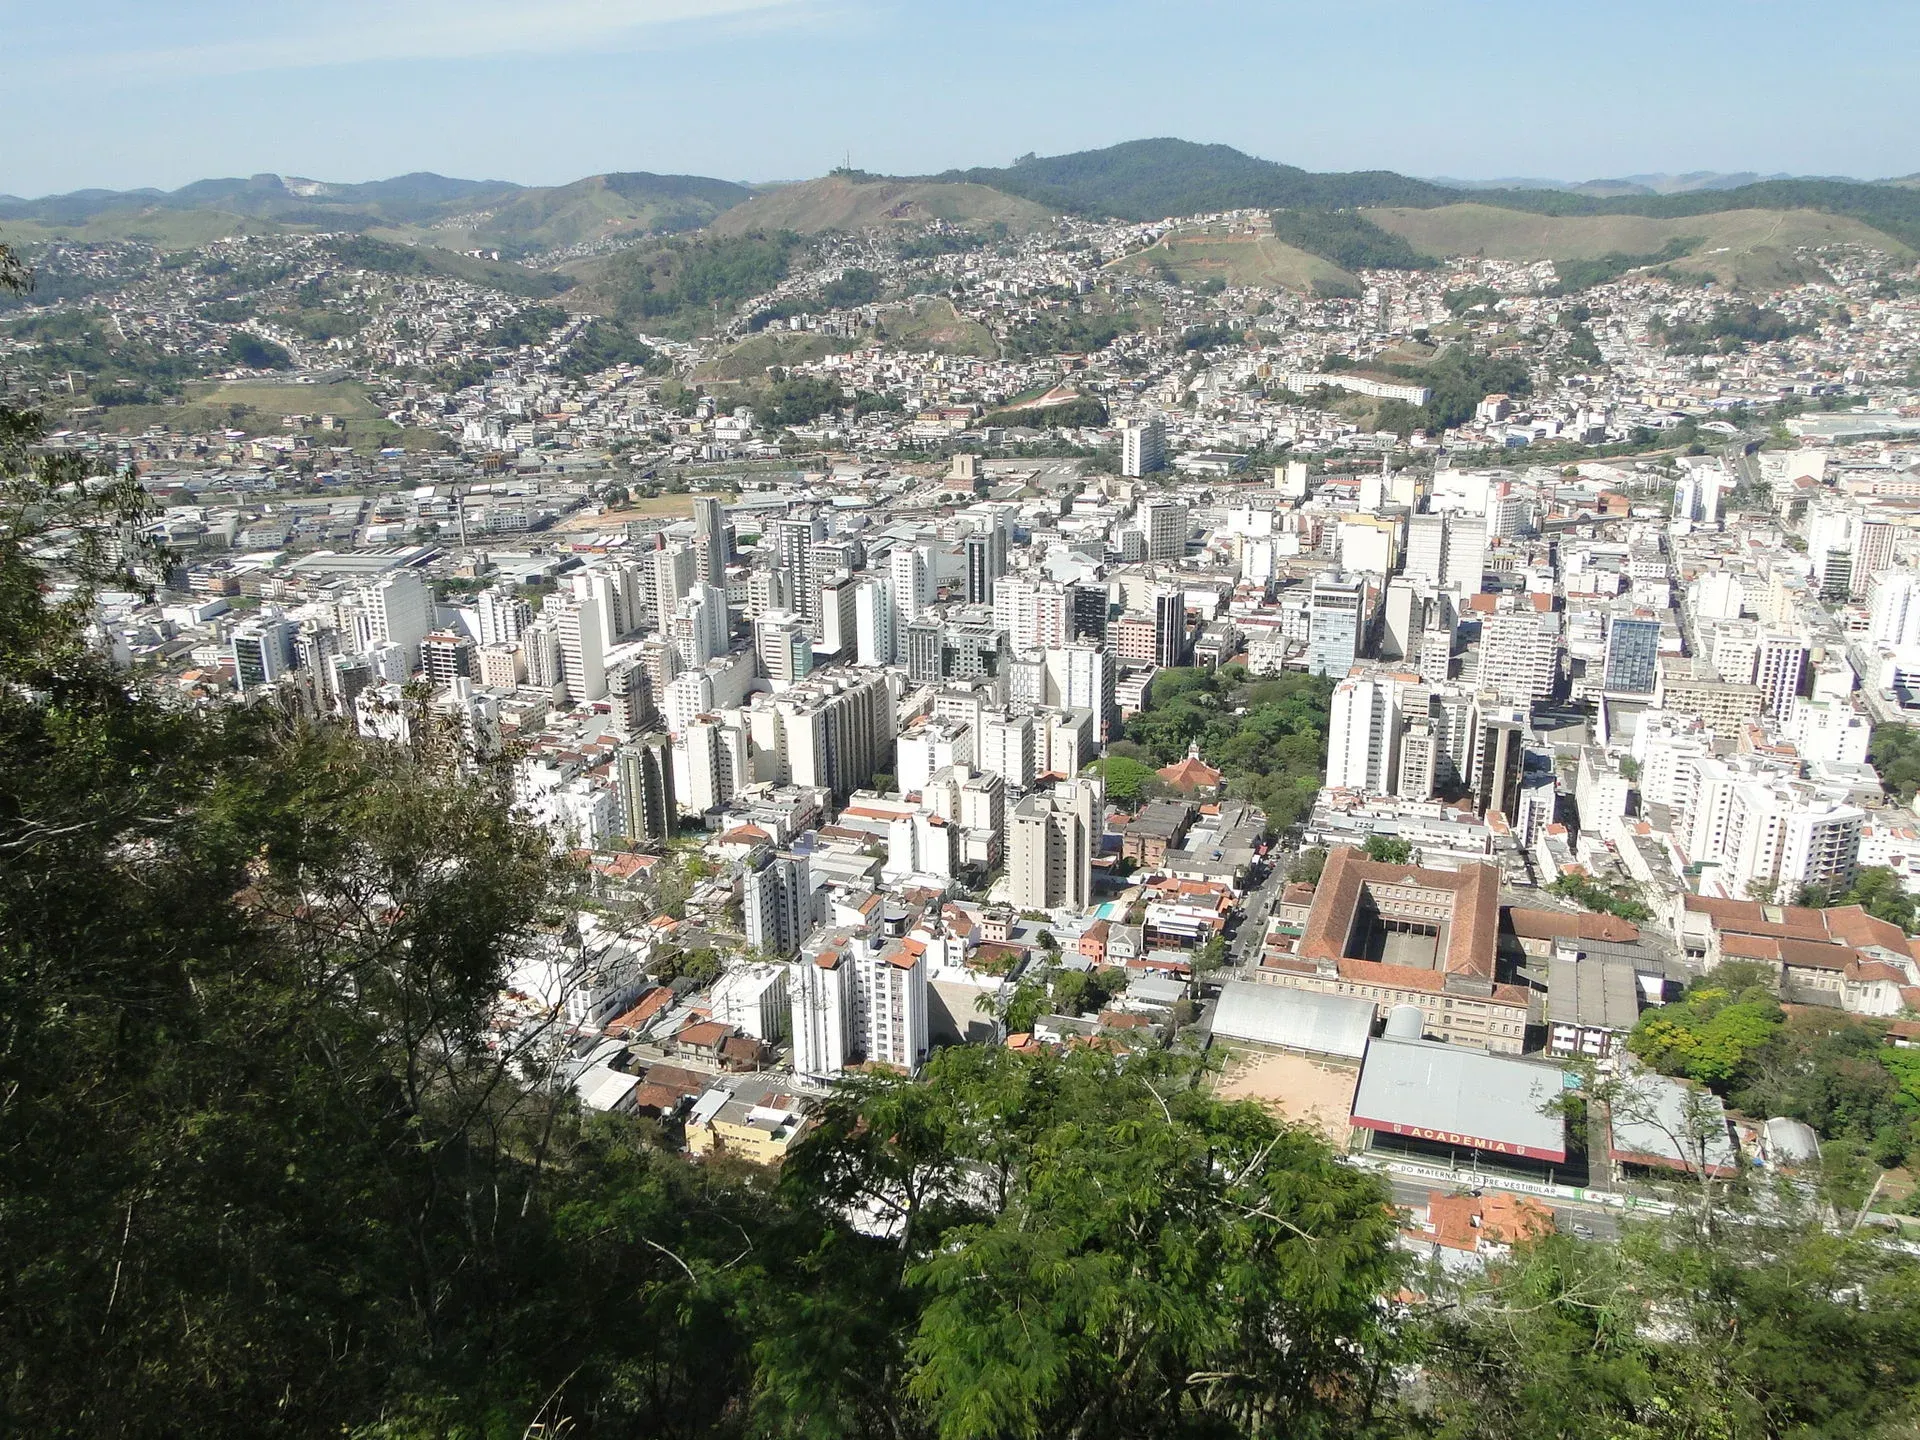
[
  {"left": 488, "top": 302, "right": 568, "bottom": 350},
  {"left": 557, "top": 316, "right": 662, "bottom": 378},
  {"left": 1089, "top": 754, "right": 1157, "bottom": 804},
  {"left": 1656, "top": 303, "right": 1811, "bottom": 355},
  {"left": 1871, "top": 722, "right": 1920, "bottom": 804},
  {"left": 1362, "top": 835, "right": 1413, "bottom": 865},
  {"left": 896, "top": 229, "right": 988, "bottom": 260},
  {"left": 319, "top": 234, "right": 573, "bottom": 298},
  {"left": 757, "top": 373, "right": 847, "bottom": 427},
  {"left": 1269, "top": 207, "right": 1438, "bottom": 270},
  {"left": 597, "top": 230, "right": 804, "bottom": 337},
  {"left": 1442, "top": 284, "right": 1500, "bottom": 316},
  {"left": 1800, "top": 865, "right": 1917, "bottom": 933},
  {"left": 1288, "top": 847, "right": 1327, "bottom": 885},
  {"left": 1628, "top": 973, "right": 1785, "bottom": 1088},
  {"left": 819, "top": 267, "right": 882, "bottom": 309},
  {"left": 1546, "top": 236, "right": 1701, "bottom": 294},
  {"left": 223, "top": 331, "right": 292, "bottom": 369},
  {"left": 999, "top": 309, "right": 1138, "bottom": 359},
  {"left": 1124, "top": 667, "right": 1333, "bottom": 830},
  {"left": 1548, "top": 872, "right": 1654, "bottom": 922}
]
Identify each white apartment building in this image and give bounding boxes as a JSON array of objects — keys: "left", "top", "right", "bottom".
[
  {"left": 1006, "top": 776, "right": 1101, "bottom": 913},
  {"left": 1326, "top": 675, "right": 1401, "bottom": 795}
]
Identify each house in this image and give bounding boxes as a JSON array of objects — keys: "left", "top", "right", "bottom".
[
  {"left": 1156, "top": 741, "right": 1223, "bottom": 796},
  {"left": 1675, "top": 895, "right": 1920, "bottom": 1016}
]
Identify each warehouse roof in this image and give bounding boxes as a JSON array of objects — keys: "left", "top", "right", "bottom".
[
  {"left": 1351, "top": 1034, "right": 1567, "bottom": 1162},
  {"left": 1210, "top": 981, "right": 1374, "bottom": 1059}
]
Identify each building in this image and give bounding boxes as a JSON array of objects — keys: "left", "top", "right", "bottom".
[
  {"left": 1477, "top": 609, "right": 1558, "bottom": 702},
  {"left": 1256, "top": 846, "right": 1529, "bottom": 1051},
  {"left": 1327, "top": 675, "right": 1401, "bottom": 795},
  {"left": 1472, "top": 716, "right": 1525, "bottom": 823},
  {"left": 1307, "top": 574, "right": 1364, "bottom": 678},
  {"left": 1141, "top": 498, "right": 1189, "bottom": 561},
  {"left": 231, "top": 614, "right": 294, "bottom": 689},
  {"left": 547, "top": 592, "right": 606, "bottom": 704},
  {"left": 361, "top": 571, "right": 432, "bottom": 673},
  {"left": 743, "top": 848, "right": 812, "bottom": 957},
  {"left": 756, "top": 609, "right": 814, "bottom": 688},
  {"left": 789, "top": 942, "right": 852, "bottom": 1078},
  {"left": 1154, "top": 589, "right": 1188, "bottom": 669},
  {"left": 692, "top": 495, "right": 730, "bottom": 585},
  {"left": 1007, "top": 777, "right": 1102, "bottom": 913},
  {"left": 1121, "top": 419, "right": 1167, "bottom": 477},
  {"left": 1351, "top": 1025, "right": 1566, "bottom": 1163},
  {"left": 1603, "top": 616, "right": 1661, "bottom": 694},
  {"left": 421, "top": 631, "right": 474, "bottom": 687},
  {"left": 615, "top": 734, "right": 677, "bottom": 846}
]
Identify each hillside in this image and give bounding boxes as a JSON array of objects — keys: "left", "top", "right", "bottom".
[
  {"left": 382, "top": 172, "right": 752, "bottom": 256},
  {"left": 1364, "top": 203, "right": 1917, "bottom": 286},
  {"left": 709, "top": 174, "right": 1054, "bottom": 235},
  {"left": 0, "top": 169, "right": 749, "bottom": 257},
  {"left": 1106, "top": 229, "right": 1358, "bottom": 295},
  {"left": 928, "top": 140, "right": 1920, "bottom": 253},
  {"left": 937, "top": 138, "right": 1456, "bottom": 220}
]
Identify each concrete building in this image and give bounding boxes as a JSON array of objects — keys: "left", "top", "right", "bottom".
[
  {"left": 1307, "top": 574, "right": 1365, "bottom": 678},
  {"left": 1006, "top": 776, "right": 1102, "bottom": 913},
  {"left": 1121, "top": 418, "right": 1167, "bottom": 477}
]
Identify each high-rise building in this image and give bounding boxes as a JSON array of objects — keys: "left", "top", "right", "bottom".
[
  {"left": 1443, "top": 514, "right": 1488, "bottom": 595},
  {"left": 231, "top": 614, "right": 294, "bottom": 690},
  {"left": 854, "top": 577, "right": 896, "bottom": 667},
  {"left": 1306, "top": 574, "right": 1364, "bottom": 677},
  {"left": 1397, "top": 717, "right": 1439, "bottom": 801},
  {"left": 1603, "top": 616, "right": 1661, "bottom": 695},
  {"left": 615, "top": 734, "right": 677, "bottom": 846},
  {"left": 477, "top": 586, "right": 530, "bottom": 648},
  {"left": 756, "top": 610, "right": 814, "bottom": 688},
  {"left": 522, "top": 621, "right": 562, "bottom": 690},
  {"left": 979, "top": 710, "right": 1037, "bottom": 791},
  {"left": 905, "top": 620, "right": 945, "bottom": 684},
  {"left": 789, "top": 940, "right": 851, "bottom": 1078},
  {"left": 888, "top": 543, "right": 932, "bottom": 657},
  {"left": 1756, "top": 633, "right": 1808, "bottom": 718},
  {"left": 994, "top": 574, "right": 1072, "bottom": 654},
  {"left": 1472, "top": 716, "right": 1526, "bottom": 822},
  {"left": 362, "top": 571, "right": 432, "bottom": 673},
  {"left": 1404, "top": 514, "right": 1446, "bottom": 587},
  {"left": 1327, "top": 675, "right": 1401, "bottom": 795},
  {"left": 1154, "top": 589, "right": 1188, "bottom": 669},
  {"left": 649, "top": 544, "right": 697, "bottom": 636},
  {"left": 745, "top": 567, "right": 792, "bottom": 620},
  {"left": 817, "top": 574, "right": 859, "bottom": 662},
  {"left": 1006, "top": 777, "right": 1102, "bottom": 913},
  {"left": 770, "top": 516, "right": 826, "bottom": 625},
  {"left": 546, "top": 592, "right": 606, "bottom": 704},
  {"left": 1045, "top": 643, "right": 1116, "bottom": 738},
  {"left": 1477, "top": 609, "right": 1559, "bottom": 702},
  {"left": 692, "top": 495, "right": 730, "bottom": 586},
  {"left": 859, "top": 940, "right": 928, "bottom": 1074},
  {"left": 476, "top": 643, "right": 522, "bottom": 690},
  {"left": 1070, "top": 582, "right": 1109, "bottom": 644},
  {"left": 1141, "top": 498, "right": 1189, "bottom": 562},
  {"left": 744, "top": 847, "right": 812, "bottom": 957},
  {"left": 1121, "top": 419, "right": 1167, "bottom": 477},
  {"left": 421, "top": 631, "right": 475, "bottom": 687},
  {"left": 963, "top": 532, "right": 995, "bottom": 605}
]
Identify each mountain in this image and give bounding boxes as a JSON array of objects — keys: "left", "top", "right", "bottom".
[
  {"left": 914, "top": 140, "right": 1920, "bottom": 255},
  {"left": 0, "top": 170, "right": 752, "bottom": 256},
  {"left": 709, "top": 173, "right": 1053, "bottom": 236},
  {"left": 932, "top": 138, "right": 1454, "bottom": 220}
]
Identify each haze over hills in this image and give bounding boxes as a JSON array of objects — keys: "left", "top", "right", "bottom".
[{"left": 6, "top": 137, "right": 1920, "bottom": 275}]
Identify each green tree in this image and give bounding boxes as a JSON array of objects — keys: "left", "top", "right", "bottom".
[
  {"left": 1288, "top": 846, "right": 1328, "bottom": 885},
  {"left": 1363, "top": 834, "right": 1413, "bottom": 865},
  {"left": 1090, "top": 754, "right": 1156, "bottom": 803}
]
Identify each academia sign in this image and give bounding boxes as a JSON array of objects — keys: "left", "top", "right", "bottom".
[{"left": 1351, "top": 1113, "right": 1566, "bottom": 1164}]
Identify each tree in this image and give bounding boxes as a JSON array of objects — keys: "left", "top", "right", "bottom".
[
  {"left": 1287, "top": 846, "right": 1327, "bottom": 885},
  {"left": 1090, "top": 754, "right": 1156, "bottom": 803},
  {"left": 1363, "top": 834, "right": 1413, "bottom": 865}
]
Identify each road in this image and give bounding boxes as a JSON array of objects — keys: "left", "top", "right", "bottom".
[{"left": 1226, "top": 855, "right": 1290, "bottom": 971}]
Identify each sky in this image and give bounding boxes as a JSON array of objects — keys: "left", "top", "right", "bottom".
[{"left": 3, "top": 0, "right": 1917, "bottom": 197}]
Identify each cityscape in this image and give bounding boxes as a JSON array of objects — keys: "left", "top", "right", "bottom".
[{"left": 8, "top": 12, "right": 1920, "bottom": 1433}]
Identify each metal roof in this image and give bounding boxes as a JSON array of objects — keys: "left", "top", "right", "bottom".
[
  {"left": 1210, "top": 981, "right": 1374, "bottom": 1059},
  {"left": 1545, "top": 952, "right": 1643, "bottom": 1032},
  {"left": 1608, "top": 1073, "right": 1738, "bottom": 1176},
  {"left": 1351, "top": 1034, "right": 1567, "bottom": 1162}
]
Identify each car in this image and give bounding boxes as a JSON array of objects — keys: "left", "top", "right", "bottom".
[{"left": 1572, "top": 1221, "right": 1595, "bottom": 1239}]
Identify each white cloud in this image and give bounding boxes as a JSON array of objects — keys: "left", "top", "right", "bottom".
[{"left": 84, "top": 0, "right": 820, "bottom": 77}]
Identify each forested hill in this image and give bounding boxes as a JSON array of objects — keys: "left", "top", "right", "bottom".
[{"left": 930, "top": 137, "right": 1920, "bottom": 251}]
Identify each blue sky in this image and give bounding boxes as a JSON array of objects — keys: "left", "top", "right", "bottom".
[{"left": 3, "top": 0, "right": 1916, "bottom": 196}]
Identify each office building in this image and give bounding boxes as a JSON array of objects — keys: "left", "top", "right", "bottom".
[
  {"left": 361, "top": 571, "right": 432, "bottom": 673},
  {"left": 1306, "top": 574, "right": 1364, "bottom": 677},
  {"left": 1154, "top": 589, "right": 1188, "bottom": 668},
  {"left": 692, "top": 495, "right": 730, "bottom": 585},
  {"left": 1141, "top": 498, "right": 1189, "bottom": 562},
  {"left": 231, "top": 614, "right": 294, "bottom": 690},
  {"left": 420, "top": 631, "right": 475, "bottom": 687},
  {"left": 1603, "top": 616, "right": 1661, "bottom": 695},
  {"left": 756, "top": 610, "right": 814, "bottom": 689},
  {"left": 477, "top": 586, "right": 530, "bottom": 648}
]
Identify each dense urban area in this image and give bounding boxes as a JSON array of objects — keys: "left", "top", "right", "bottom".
[{"left": 9, "top": 140, "right": 1920, "bottom": 1437}]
